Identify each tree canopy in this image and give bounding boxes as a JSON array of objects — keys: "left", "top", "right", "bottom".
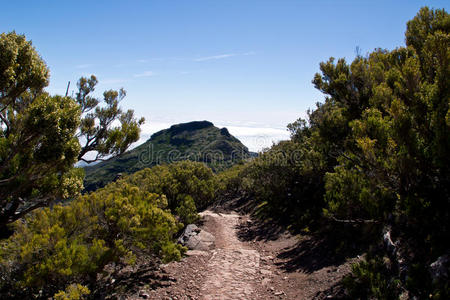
[{"left": 0, "top": 32, "right": 144, "bottom": 232}]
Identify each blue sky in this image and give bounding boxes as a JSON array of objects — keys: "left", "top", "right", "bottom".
[{"left": 2, "top": 0, "right": 448, "bottom": 151}]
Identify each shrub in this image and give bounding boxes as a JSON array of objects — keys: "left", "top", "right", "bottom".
[
  {"left": 0, "top": 179, "right": 184, "bottom": 297},
  {"left": 344, "top": 255, "right": 401, "bottom": 300},
  {"left": 217, "top": 140, "right": 326, "bottom": 230},
  {"left": 126, "top": 161, "right": 217, "bottom": 222},
  {"left": 54, "top": 284, "right": 90, "bottom": 300}
]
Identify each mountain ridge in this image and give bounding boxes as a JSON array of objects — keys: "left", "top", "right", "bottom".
[{"left": 83, "top": 120, "right": 251, "bottom": 191}]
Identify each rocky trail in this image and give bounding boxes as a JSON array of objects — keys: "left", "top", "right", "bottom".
[
  {"left": 197, "top": 211, "right": 260, "bottom": 299},
  {"left": 129, "top": 210, "right": 361, "bottom": 300}
]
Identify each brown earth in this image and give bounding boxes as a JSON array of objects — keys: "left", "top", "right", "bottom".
[{"left": 125, "top": 209, "right": 362, "bottom": 300}]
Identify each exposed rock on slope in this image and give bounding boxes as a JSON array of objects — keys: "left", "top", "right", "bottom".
[{"left": 178, "top": 224, "right": 215, "bottom": 251}]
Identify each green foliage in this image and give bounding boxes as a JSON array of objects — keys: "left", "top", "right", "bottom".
[
  {"left": 323, "top": 5, "right": 449, "bottom": 254},
  {"left": 83, "top": 121, "right": 251, "bottom": 191},
  {"left": 160, "top": 242, "right": 183, "bottom": 263},
  {"left": 215, "top": 163, "right": 248, "bottom": 198},
  {"left": 0, "top": 160, "right": 217, "bottom": 297},
  {"left": 90, "top": 181, "right": 184, "bottom": 260},
  {"left": 0, "top": 31, "right": 82, "bottom": 229},
  {"left": 0, "top": 31, "right": 145, "bottom": 229},
  {"left": 318, "top": 7, "right": 449, "bottom": 298},
  {"left": 125, "top": 161, "right": 216, "bottom": 223},
  {"left": 0, "top": 201, "right": 107, "bottom": 296},
  {"left": 0, "top": 172, "right": 185, "bottom": 298},
  {"left": 344, "top": 255, "right": 401, "bottom": 299},
  {"left": 176, "top": 195, "right": 200, "bottom": 225},
  {"left": 54, "top": 284, "right": 90, "bottom": 300},
  {"left": 0, "top": 31, "right": 49, "bottom": 99},
  {"left": 240, "top": 140, "right": 325, "bottom": 229}
]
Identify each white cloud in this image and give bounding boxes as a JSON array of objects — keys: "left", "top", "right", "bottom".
[
  {"left": 194, "top": 51, "right": 255, "bottom": 62},
  {"left": 195, "top": 54, "right": 236, "bottom": 61},
  {"left": 100, "top": 78, "right": 128, "bottom": 85},
  {"left": 222, "top": 125, "right": 290, "bottom": 152},
  {"left": 133, "top": 71, "right": 155, "bottom": 78},
  {"left": 75, "top": 64, "right": 93, "bottom": 69}
]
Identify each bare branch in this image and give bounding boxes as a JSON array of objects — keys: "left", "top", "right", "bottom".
[
  {"left": 329, "top": 216, "right": 380, "bottom": 224},
  {"left": 7, "top": 197, "right": 52, "bottom": 223},
  {"left": 79, "top": 156, "right": 108, "bottom": 164}
]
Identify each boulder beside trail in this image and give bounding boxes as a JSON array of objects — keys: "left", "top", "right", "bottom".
[{"left": 178, "top": 224, "right": 215, "bottom": 251}]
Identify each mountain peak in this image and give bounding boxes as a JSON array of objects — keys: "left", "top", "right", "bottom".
[
  {"left": 151, "top": 121, "right": 214, "bottom": 139},
  {"left": 84, "top": 120, "right": 250, "bottom": 191}
]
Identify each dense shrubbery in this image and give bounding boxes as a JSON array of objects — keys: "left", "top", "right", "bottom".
[
  {"left": 323, "top": 8, "right": 449, "bottom": 298},
  {"left": 125, "top": 161, "right": 217, "bottom": 224},
  {"left": 218, "top": 7, "right": 449, "bottom": 298},
  {"left": 234, "top": 140, "right": 325, "bottom": 230},
  {"left": 0, "top": 161, "right": 215, "bottom": 298}
]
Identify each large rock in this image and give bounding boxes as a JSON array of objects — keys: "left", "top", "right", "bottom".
[
  {"left": 178, "top": 224, "right": 215, "bottom": 251},
  {"left": 429, "top": 254, "right": 449, "bottom": 282}
]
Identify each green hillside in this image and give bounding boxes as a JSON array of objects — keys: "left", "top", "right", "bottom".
[{"left": 83, "top": 121, "right": 251, "bottom": 191}]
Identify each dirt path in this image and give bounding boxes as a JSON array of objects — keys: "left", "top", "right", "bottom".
[
  {"left": 198, "top": 211, "right": 260, "bottom": 299},
  {"left": 137, "top": 209, "right": 360, "bottom": 300}
]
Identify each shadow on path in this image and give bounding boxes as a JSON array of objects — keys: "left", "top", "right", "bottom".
[
  {"left": 236, "top": 215, "right": 369, "bottom": 274},
  {"left": 236, "top": 218, "right": 286, "bottom": 242}
]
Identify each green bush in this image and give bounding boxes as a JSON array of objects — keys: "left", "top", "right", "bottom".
[
  {"left": 215, "top": 163, "right": 247, "bottom": 198},
  {"left": 216, "top": 139, "right": 326, "bottom": 230},
  {"left": 0, "top": 160, "right": 217, "bottom": 297},
  {"left": 322, "top": 7, "right": 449, "bottom": 297},
  {"left": 0, "top": 178, "right": 184, "bottom": 298},
  {"left": 175, "top": 195, "right": 200, "bottom": 225},
  {"left": 126, "top": 161, "right": 217, "bottom": 222},
  {"left": 54, "top": 284, "right": 90, "bottom": 300},
  {"left": 344, "top": 255, "right": 401, "bottom": 299}
]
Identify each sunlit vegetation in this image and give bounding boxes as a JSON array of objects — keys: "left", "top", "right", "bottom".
[
  {"left": 0, "top": 31, "right": 144, "bottom": 235},
  {"left": 0, "top": 161, "right": 216, "bottom": 298}
]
